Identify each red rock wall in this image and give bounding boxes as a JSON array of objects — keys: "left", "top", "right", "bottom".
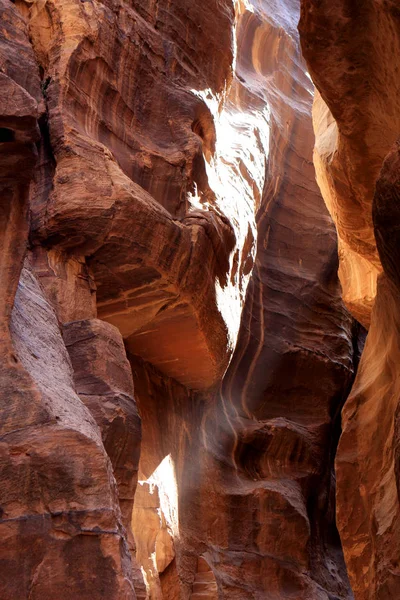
[
  {"left": 299, "top": 1, "right": 400, "bottom": 598},
  {"left": 0, "top": 0, "right": 362, "bottom": 598},
  {"left": 129, "top": 3, "right": 360, "bottom": 598}
]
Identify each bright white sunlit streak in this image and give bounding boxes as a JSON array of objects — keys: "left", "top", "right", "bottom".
[
  {"left": 141, "top": 453, "right": 179, "bottom": 538},
  {"left": 189, "top": 86, "right": 271, "bottom": 350}
]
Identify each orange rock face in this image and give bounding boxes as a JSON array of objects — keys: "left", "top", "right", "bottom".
[
  {"left": 5, "top": 267, "right": 136, "bottom": 600},
  {"left": 0, "top": 0, "right": 368, "bottom": 598},
  {"left": 129, "top": 2, "right": 360, "bottom": 598},
  {"left": 332, "top": 146, "right": 400, "bottom": 599},
  {"left": 299, "top": 2, "right": 400, "bottom": 598},
  {"left": 298, "top": 0, "right": 400, "bottom": 328}
]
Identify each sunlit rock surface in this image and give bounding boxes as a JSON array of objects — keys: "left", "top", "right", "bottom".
[
  {"left": 299, "top": 2, "right": 400, "bottom": 598},
  {"left": 332, "top": 145, "right": 400, "bottom": 600},
  {"left": 129, "top": 1, "right": 359, "bottom": 598},
  {"left": 22, "top": 0, "right": 252, "bottom": 390},
  {"left": 298, "top": 0, "right": 400, "bottom": 327},
  {"left": 0, "top": 0, "right": 365, "bottom": 598}
]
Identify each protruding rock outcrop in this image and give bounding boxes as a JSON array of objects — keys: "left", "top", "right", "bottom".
[
  {"left": 63, "top": 319, "right": 141, "bottom": 528},
  {"left": 22, "top": 0, "right": 247, "bottom": 390},
  {"left": 3, "top": 268, "right": 136, "bottom": 600},
  {"left": 128, "top": 2, "right": 359, "bottom": 598}
]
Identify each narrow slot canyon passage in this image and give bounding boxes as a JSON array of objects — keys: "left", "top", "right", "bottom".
[{"left": 1, "top": 1, "right": 400, "bottom": 599}]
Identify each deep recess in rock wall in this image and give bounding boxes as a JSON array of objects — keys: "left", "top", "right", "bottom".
[{"left": 0, "top": 0, "right": 376, "bottom": 598}]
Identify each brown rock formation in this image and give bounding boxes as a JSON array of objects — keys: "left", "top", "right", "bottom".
[
  {"left": 298, "top": 0, "right": 400, "bottom": 327},
  {"left": 63, "top": 318, "right": 141, "bottom": 528},
  {"left": 132, "top": 481, "right": 175, "bottom": 598},
  {"left": 23, "top": 0, "right": 242, "bottom": 390},
  {"left": 299, "top": 2, "right": 400, "bottom": 599},
  {"left": 332, "top": 145, "right": 400, "bottom": 599},
  {"left": 0, "top": 0, "right": 42, "bottom": 457},
  {"left": 336, "top": 274, "right": 400, "bottom": 599},
  {"left": 190, "top": 558, "right": 218, "bottom": 600},
  {"left": 129, "top": 2, "right": 359, "bottom": 599},
  {"left": 3, "top": 267, "right": 135, "bottom": 600},
  {"left": 0, "top": 0, "right": 366, "bottom": 598}
]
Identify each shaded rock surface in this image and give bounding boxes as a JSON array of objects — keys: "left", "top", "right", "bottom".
[
  {"left": 22, "top": 0, "right": 245, "bottom": 390},
  {"left": 63, "top": 318, "right": 141, "bottom": 527},
  {"left": 128, "top": 3, "right": 359, "bottom": 598},
  {"left": 0, "top": 0, "right": 371, "bottom": 598},
  {"left": 3, "top": 267, "right": 135, "bottom": 600},
  {"left": 332, "top": 145, "right": 400, "bottom": 600}
]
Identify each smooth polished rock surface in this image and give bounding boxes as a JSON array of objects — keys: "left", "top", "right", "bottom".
[
  {"left": 298, "top": 0, "right": 400, "bottom": 327},
  {"left": 334, "top": 144, "right": 400, "bottom": 599}
]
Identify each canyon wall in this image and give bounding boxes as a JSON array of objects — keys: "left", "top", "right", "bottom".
[
  {"left": 0, "top": 0, "right": 367, "bottom": 598},
  {"left": 299, "top": 1, "right": 400, "bottom": 598}
]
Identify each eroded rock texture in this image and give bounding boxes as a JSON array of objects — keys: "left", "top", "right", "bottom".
[
  {"left": 299, "top": 2, "right": 400, "bottom": 599},
  {"left": 4, "top": 267, "right": 136, "bottom": 600},
  {"left": 298, "top": 0, "right": 400, "bottom": 328},
  {"left": 130, "top": 2, "right": 359, "bottom": 599},
  {"left": 0, "top": 0, "right": 365, "bottom": 598}
]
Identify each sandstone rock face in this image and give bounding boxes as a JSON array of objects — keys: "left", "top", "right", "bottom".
[
  {"left": 22, "top": 0, "right": 249, "bottom": 390},
  {"left": 132, "top": 480, "right": 176, "bottom": 598},
  {"left": 3, "top": 268, "right": 135, "bottom": 600},
  {"left": 129, "top": 2, "right": 359, "bottom": 598},
  {"left": 298, "top": 2, "right": 400, "bottom": 599},
  {"left": 63, "top": 318, "right": 141, "bottom": 528},
  {"left": 298, "top": 0, "right": 400, "bottom": 327},
  {"left": 336, "top": 274, "right": 400, "bottom": 599},
  {"left": 0, "top": 0, "right": 42, "bottom": 467},
  {"left": 0, "top": 0, "right": 365, "bottom": 598},
  {"left": 190, "top": 558, "right": 217, "bottom": 600},
  {"left": 332, "top": 146, "right": 400, "bottom": 599}
]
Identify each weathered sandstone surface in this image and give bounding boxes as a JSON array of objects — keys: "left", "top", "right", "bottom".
[
  {"left": 299, "top": 1, "right": 400, "bottom": 598},
  {"left": 4, "top": 267, "right": 136, "bottom": 599},
  {"left": 0, "top": 0, "right": 372, "bottom": 598},
  {"left": 299, "top": 0, "right": 400, "bottom": 328}
]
